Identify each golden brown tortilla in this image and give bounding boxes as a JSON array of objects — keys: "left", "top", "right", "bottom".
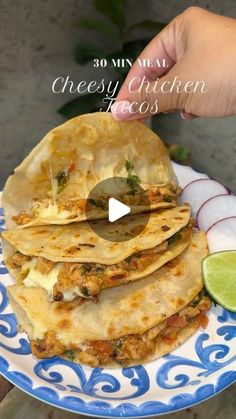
[
  {"left": 7, "top": 231, "right": 208, "bottom": 353},
  {"left": 2, "top": 205, "right": 190, "bottom": 265},
  {"left": 3, "top": 225, "right": 192, "bottom": 301},
  {"left": 3, "top": 113, "right": 177, "bottom": 228}
]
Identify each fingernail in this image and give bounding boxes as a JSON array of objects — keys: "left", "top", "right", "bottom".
[
  {"left": 181, "top": 111, "right": 197, "bottom": 120},
  {"left": 111, "top": 100, "right": 134, "bottom": 121},
  {"left": 181, "top": 111, "right": 188, "bottom": 120}
]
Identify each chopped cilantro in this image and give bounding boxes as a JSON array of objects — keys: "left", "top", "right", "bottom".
[
  {"left": 128, "top": 175, "right": 140, "bottom": 189},
  {"left": 169, "top": 145, "right": 190, "bottom": 164},
  {"left": 64, "top": 350, "right": 75, "bottom": 361},
  {"left": 125, "top": 160, "right": 134, "bottom": 172},
  {"left": 88, "top": 198, "right": 107, "bottom": 210},
  {"left": 81, "top": 285, "right": 90, "bottom": 297},
  {"left": 127, "top": 175, "right": 140, "bottom": 190},
  {"left": 112, "top": 340, "right": 123, "bottom": 357},
  {"left": 191, "top": 288, "right": 216, "bottom": 307},
  {"left": 113, "top": 340, "right": 122, "bottom": 350},
  {"left": 163, "top": 195, "right": 174, "bottom": 202},
  {"left": 115, "top": 340, "right": 122, "bottom": 349},
  {"left": 191, "top": 295, "right": 200, "bottom": 307},
  {"left": 125, "top": 252, "right": 140, "bottom": 264},
  {"left": 167, "top": 231, "right": 182, "bottom": 247},
  {"left": 81, "top": 265, "right": 92, "bottom": 276},
  {"left": 55, "top": 170, "right": 69, "bottom": 193},
  {"left": 126, "top": 190, "right": 137, "bottom": 196},
  {"left": 199, "top": 288, "right": 209, "bottom": 298},
  {"left": 125, "top": 255, "right": 133, "bottom": 264},
  {"left": 125, "top": 160, "right": 140, "bottom": 191},
  {"left": 96, "top": 266, "right": 105, "bottom": 274},
  {"left": 200, "top": 288, "right": 217, "bottom": 306}
]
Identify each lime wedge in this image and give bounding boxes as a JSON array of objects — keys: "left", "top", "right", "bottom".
[{"left": 202, "top": 251, "right": 236, "bottom": 312}]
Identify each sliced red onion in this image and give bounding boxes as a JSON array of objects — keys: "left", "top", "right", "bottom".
[
  {"left": 181, "top": 179, "right": 229, "bottom": 217},
  {"left": 172, "top": 162, "right": 208, "bottom": 189},
  {"left": 197, "top": 195, "right": 236, "bottom": 232},
  {"left": 207, "top": 217, "right": 236, "bottom": 253}
]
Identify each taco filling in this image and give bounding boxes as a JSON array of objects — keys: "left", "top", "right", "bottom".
[
  {"left": 12, "top": 182, "right": 179, "bottom": 226},
  {"left": 3, "top": 113, "right": 178, "bottom": 229},
  {"left": 30, "top": 291, "right": 211, "bottom": 366},
  {"left": 6, "top": 225, "right": 192, "bottom": 300}
]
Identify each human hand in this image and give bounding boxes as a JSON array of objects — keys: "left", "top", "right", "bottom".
[
  {"left": 0, "top": 376, "right": 13, "bottom": 402},
  {"left": 111, "top": 7, "right": 236, "bottom": 120}
]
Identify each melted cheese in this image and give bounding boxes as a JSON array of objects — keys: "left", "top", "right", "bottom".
[
  {"left": 34, "top": 202, "right": 71, "bottom": 220},
  {"left": 22, "top": 259, "right": 85, "bottom": 301},
  {"left": 23, "top": 259, "right": 60, "bottom": 298}
]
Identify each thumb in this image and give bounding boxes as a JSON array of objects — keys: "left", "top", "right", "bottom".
[{"left": 111, "top": 66, "right": 188, "bottom": 120}]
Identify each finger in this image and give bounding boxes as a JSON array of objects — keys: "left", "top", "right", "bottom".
[
  {"left": 111, "top": 64, "right": 188, "bottom": 120},
  {"left": 163, "top": 109, "right": 178, "bottom": 114},
  {"left": 117, "top": 22, "right": 177, "bottom": 102},
  {"left": 181, "top": 111, "right": 198, "bottom": 120}
]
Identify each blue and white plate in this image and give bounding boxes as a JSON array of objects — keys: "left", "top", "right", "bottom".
[{"left": 0, "top": 163, "right": 236, "bottom": 418}]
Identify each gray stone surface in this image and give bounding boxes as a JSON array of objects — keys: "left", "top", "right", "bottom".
[
  {"left": 153, "top": 114, "right": 236, "bottom": 193},
  {"left": 0, "top": 0, "right": 236, "bottom": 418},
  {"left": 1, "top": 381, "right": 236, "bottom": 419}
]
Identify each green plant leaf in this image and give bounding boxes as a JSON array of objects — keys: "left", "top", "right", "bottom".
[
  {"left": 58, "top": 93, "right": 104, "bottom": 118},
  {"left": 74, "top": 42, "right": 106, "bottom": 65},
  {"left": 123, "top": 39, "right": 150, "bottom": 56},
  {"left": 93, "top": 0, "right": 126, "bottom": 30},
  {"left": 126, "top": 20, "right": 166, "bottom": 37},
  {"left": 169, "top": 145, "right": 191, "bottom": 164},
  {"left": 108, "top": 39, "right": 149, "bottom": 64},
  {"left": 76, "top": 18, "right": 120, "bottom": 43}
]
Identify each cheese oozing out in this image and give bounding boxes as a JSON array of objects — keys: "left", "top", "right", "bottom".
[
  {"left": 34, "top": 201, "right": 71, "bottom": 220},
  {"left": 22, "top": 259, "right": 84, "bottom": 301}
]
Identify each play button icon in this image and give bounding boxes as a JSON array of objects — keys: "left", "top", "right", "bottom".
[
  {"left": 86, "top": 176, "right": 151, "bottom": 242},
  {"left": 108, "top": 198, "right": 131, "bottom": 222}
]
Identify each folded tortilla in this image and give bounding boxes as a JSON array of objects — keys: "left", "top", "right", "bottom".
[
  {"left": 2, "top": 205, "right": 190, "bottom": 299},
  {"left": 3, "top": 225, "right": 192, "bottom": 301},
  {"left": 2, "top": 113, "right": 177, "bottom": 229},
  {"left": 2, "top": 205, "right": 190, "bottom": 264},
  {"left": 7, "top": 231, "right": 209, "bottom": 366}
]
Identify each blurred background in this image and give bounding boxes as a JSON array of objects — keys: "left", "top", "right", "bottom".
[
  {"left": 0, "top": 0, "right": 236, "bottom": 191},
  {"left": 0, "top": 1, "right": 236, "bottom": 416}
]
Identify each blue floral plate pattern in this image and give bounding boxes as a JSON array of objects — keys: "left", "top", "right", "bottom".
[{"left": 0, "top": 164, "right": 236, "bottom": 418}]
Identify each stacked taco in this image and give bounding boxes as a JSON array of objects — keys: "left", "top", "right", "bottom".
[{"left": 1, "top": 113, "right": 211, "bottom": 367}]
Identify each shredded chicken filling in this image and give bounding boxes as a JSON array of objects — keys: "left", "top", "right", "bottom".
[
  {"left": 30, "top": 292, "right": 211, "bottom": 366},
  {"left": 7, "top": 226, "right": 191, "bottom": 299},
  {"left": 12, "top": 183, "right": 179, "bottom": 225}
]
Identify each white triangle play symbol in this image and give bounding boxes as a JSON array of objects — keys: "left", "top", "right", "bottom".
[{"left": 108, "top": 198, "right": 131, "bottom": 222}]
